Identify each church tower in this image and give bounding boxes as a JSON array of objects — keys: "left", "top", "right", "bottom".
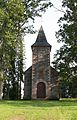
[{"left": 31, "top": 26, "right": 52, "bottom": 99}]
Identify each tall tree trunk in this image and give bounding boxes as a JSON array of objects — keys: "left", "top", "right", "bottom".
[{"left": 0, "top": 81, "right": 3, "bottom": 100}]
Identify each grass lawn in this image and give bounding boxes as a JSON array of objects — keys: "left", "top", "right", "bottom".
[{"left": 0, "top": 99, "right": 77, "bottom": 120}]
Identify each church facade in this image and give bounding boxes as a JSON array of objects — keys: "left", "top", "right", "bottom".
[{"left": 24, "top": 26, "right": 59, "bottom": 100}]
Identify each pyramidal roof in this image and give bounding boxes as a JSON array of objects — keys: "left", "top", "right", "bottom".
[{"left": 31, "top": 26, "right": 51, "bottom": 48}]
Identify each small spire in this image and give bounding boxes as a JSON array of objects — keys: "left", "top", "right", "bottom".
[
  {"left": 39, "top": 25, "right": 43, "bottom": 31},
  {"left": 31, "top": 26, "right": 51, "bottom": 49},
  {"left": 36, "top": 25, "right": 47, "bottom": 43}
]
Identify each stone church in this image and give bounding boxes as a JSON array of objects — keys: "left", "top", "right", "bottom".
[{"left": 24, "top": 26, "right": 59, "bottom": 100}]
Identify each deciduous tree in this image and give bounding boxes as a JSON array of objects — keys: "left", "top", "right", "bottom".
[{"left": 53, "top": 0, "right": 77, "bottom": 98}]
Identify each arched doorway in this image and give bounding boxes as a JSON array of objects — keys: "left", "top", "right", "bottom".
[{"left": 37, "top": 82, "right": 46, "bottom": 98}]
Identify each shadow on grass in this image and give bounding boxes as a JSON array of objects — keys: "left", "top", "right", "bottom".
[{"left": 0, "top": 99, "right": 77, "bottom": 108}]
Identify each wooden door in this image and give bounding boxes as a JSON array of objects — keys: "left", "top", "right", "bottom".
[{"left": 37, "top": 82, "right": 46, "bottom": 98}]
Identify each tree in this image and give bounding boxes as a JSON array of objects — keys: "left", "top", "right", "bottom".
[
  {"left": 53, "top": 0, "right": 77, "bottom": 98},
  {"left": 0, "top": 0, "right": 52, "bottom": 99}
]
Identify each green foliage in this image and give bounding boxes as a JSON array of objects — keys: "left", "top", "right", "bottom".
[{"left": 53, "top": 0, "right": 77, "bottom": 97}]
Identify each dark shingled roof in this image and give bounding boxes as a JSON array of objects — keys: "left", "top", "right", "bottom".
[{"left": 31, "top": 26, "right": 51, "bottom": 48}]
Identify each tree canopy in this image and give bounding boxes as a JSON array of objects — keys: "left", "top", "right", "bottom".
[{"left": 53, "top": 0, "right": 77, "bottom": 97}]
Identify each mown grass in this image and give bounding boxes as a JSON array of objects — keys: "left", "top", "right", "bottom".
[{"left": 0, "top": 99, "right": 77, "bottom": 120}]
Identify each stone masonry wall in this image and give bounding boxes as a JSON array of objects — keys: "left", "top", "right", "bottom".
[{"left": 24, "top": 67, "right": 32, "bottom": 99}]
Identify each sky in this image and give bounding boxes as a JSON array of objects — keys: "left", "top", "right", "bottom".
[{"left": 24, "top": 0, "right": 63, "bottom": 70}]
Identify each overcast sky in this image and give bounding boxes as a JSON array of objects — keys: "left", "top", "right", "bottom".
[{"left": 24, "top": 0, "right": 63, "bottom": 70}]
